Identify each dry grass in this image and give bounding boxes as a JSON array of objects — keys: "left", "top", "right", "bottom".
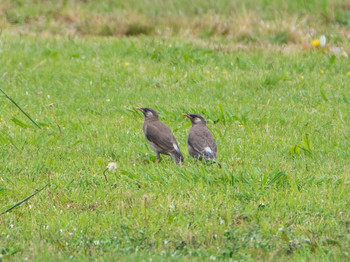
[{"left": 1, "top": 0, "right": 350, "bottom": 52}]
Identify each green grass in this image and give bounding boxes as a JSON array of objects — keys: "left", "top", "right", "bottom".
[{"left": 1, "top": 1, "right": 350, "bottom": 261}]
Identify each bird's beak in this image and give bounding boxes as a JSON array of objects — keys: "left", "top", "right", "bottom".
[
  {"left": 136, "top": 107, "right": 144, "bottom": 112},
  {"left": 182, "top": 113, "right": 191, "bottom": 118}
]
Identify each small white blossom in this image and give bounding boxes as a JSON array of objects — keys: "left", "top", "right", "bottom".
[
  {"left": 164, "top": 240, "right": 169, "bottom": 244},
  {"left": 59, "top": 229, "right": 63, "bottom": 233},
  {"left": 94, "top": 240, "right": 100, "bottom": 245},
  {"left": 319, "top": 35, "right": 326, "bottom": 47},
  {"left": 29, "top": 205, "right": 33, "bottom": 209},
  {"left": 68, "top": 232, "right": 73, "bottom": 236},
  {"left": 106, "top": 162, "right": 118, "bottom": 172},
  {"left": 339, "top": 212, "right": 343, "bottom": 215},
  {"left": 10, "top": 224, "right": 14, "bottom": 228}
]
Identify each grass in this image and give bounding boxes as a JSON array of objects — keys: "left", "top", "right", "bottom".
[{"left": 0, "top": 1, "right": 350, "bottom": 261}]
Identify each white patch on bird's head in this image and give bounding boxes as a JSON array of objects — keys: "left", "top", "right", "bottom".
[
  {"left": 194, "top": 117, "right": 202, "bottom": 124},
  {"left": 145, "top": 111, "right": 153, "bottom": 117}
]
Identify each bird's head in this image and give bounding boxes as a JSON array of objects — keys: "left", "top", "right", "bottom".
[
  {"left": 136, "top": 107, "right": 159, "bottom": 119},
  {"left": 182, "top": 113, "right": 207, "bottom": 126}
]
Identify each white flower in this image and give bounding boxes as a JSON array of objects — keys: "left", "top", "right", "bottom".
[
  {"left": 94, "top": 240, "right": 100, "bottom": 245},
  {"left": 164, "top": 240, "right": 169, "bottom": 244},
  {"left": 319, "top": 35, "right": 326, "bottom": 47},
  {"left": 10, "top": 224, "right": 14, "bottom": 228},
  {"left": 68, "top": 232, "right": 73, "bottom": 236},
  {"left": 106, "top": 162, "right": 117, "bottom": 172}
]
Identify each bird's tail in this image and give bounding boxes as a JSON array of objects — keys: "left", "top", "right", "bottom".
[{"left": 172, "top": 150, "right": 184, "bottom": 164}]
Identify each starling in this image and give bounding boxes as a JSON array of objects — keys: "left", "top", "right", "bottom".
[
  {"left": 137, "top": 107, "right": 184, "bottom": 164},
  {"left": 182, "top": 113, "right": 217, "bottom": 161}
]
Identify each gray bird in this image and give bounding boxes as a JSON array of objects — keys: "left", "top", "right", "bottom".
[
  {"left": 137, "top": 107, "right": 184, "bottom": 164},
  {"left": 182, "top": 113, "right": 217, "bottom": 161}
]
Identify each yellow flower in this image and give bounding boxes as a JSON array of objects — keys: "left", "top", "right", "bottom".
[
  {"left": 311, "top": 39, "right": 320, "bottom": 47},
  {"left": 320, "top": 69, "right": 324, "bottom": 74},
  {"left": 300, "top": 75, "right": 304, "bottom": 79},
  {"left": 206, "top": 70, "right": 210, "bottom": 75},
  {"left": 124, "top": 62, "right": 129, "bottom": 66},
  {"left": 238, "top": 124, "right": 244, "bottom": 128},
  {"left": 215, "top": 66, "right": 219, "bottom": 70}
]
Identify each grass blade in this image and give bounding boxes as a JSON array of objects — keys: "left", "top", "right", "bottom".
[
  {"left": 0, "top": 87, "right": 41, "bottom": 129},
  {"left": 0, "top": 184, "right": 49, "bottom": 215},
  {"left": 267, "top": 170, "right": 285, "bottom": 186}
]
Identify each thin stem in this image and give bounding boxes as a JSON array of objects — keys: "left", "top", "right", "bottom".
[{"left": 0, "top": 87, "right": 41, "bottom": 129}]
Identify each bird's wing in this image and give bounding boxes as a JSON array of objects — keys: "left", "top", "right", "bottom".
[
  {"left": 188, "top": 128, "right": 217, "bottom": 158},
  {"left": 145, "top": 121, "right": 180, "bottom": 153}
]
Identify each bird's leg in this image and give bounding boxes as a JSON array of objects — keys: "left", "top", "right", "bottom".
[{"left": 156, "top": 153, "right": 162, "bottom": 163}]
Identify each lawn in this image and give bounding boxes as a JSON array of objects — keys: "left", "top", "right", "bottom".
[{"left": 1, "top": 1, "right": 350, "bottom": 261}]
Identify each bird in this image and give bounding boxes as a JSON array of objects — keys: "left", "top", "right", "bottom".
[
  {"left": 182, "top": 113, "right": 217, "bottom": 161},
  {"left": 136, "top": 107, "right": 184, "bottom": 164}
]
